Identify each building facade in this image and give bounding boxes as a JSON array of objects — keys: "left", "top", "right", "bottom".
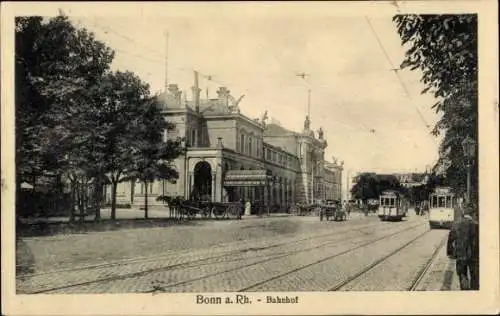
[{"left": 106, "top": 76, "right": 343, "bottom": 210}]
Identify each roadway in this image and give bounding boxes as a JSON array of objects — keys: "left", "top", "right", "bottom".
[{"left": 16, "top": 211, "right": 460, "bottom": 293}]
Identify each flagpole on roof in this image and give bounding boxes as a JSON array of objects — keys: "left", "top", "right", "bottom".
[{"left": 164, "top": 30, "right": 169, "bottom": 92}]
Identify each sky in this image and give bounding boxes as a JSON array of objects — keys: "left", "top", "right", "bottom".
[{"left": 60, "top": 4, "right": 443, "bottom": 195}]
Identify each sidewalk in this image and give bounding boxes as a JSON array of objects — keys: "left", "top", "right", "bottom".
[
  {"left": 242, "top": 213, "right": 292, "bottom": 219},
  {"left": 19, "top": 206, "right": 172, "bottom": 224}
]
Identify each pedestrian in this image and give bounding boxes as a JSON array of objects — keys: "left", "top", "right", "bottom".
[
  {"left": 447, "top": 203, "right": 479, "bottom": 290},
  {"left": 245, "top": 200, "right": 252, "bottom": 216},
  {"left": 343, "top": 200, "right": 350, "bottom": 219}
]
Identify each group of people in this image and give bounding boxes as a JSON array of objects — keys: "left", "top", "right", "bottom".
[
  {"left": 447, "top": 202, "right": 479, "bottom": 291},
  {"left": 414, "top": 201, "right": 429, "bottom": 216}
]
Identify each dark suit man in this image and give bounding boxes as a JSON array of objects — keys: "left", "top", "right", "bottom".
[{"left": 447, "top": 204, "right": 479, "bottom": 290}]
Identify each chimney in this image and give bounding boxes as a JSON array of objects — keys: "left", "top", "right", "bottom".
[{"left": 191, "top": 71, "right": 201, "bottom": 112}]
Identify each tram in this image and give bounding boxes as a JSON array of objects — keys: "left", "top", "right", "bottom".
[
  {"left": 377, "top": 190, "right": 408, "bottom": 221},
  {"left": 428, "top": 186, "right": 456, "bottom": 229}
]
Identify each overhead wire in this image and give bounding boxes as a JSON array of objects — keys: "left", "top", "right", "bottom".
[
  {"left": 364, "top": 16, "right": 435, "bottom": 135},
  {"left": 77, "top": 16, "right": 165, "bottom": 59},
  {"left": 294, "top": 73, "right": 377, "bottom": 134}
]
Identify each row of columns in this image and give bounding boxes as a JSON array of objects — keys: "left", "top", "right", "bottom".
[{"left": 236, "top": 181, "right": 294, "bottom": 208}]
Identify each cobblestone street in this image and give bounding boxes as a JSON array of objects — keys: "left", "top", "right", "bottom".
[{"left": 16, "top": 213, "right": 459, "bottom": 293}]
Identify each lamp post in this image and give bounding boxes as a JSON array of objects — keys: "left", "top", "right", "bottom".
[{"left": 461, "top": 136, "right": 476, "bottom": 203}]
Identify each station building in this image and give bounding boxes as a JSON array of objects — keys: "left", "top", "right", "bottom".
[{"left": 106, "top": 76, "right": 343, "bottom": 211}]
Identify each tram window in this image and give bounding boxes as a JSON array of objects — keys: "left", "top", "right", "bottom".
[
  {"left": 438, "top": 196, "right": 446, "bottom": 207},
  {"left": 446, "top": 196, "right": 453, "bottom": 208},
  {"left": 390, "top": 198, "right": 395, "bottom": 207}
]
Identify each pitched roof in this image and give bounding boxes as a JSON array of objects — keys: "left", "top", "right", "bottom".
[{"left": 264, "top": 123, "right": 296, "bottom": 137}]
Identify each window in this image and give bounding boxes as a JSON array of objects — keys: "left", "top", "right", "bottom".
[
  {"left": 446, "top": 196, "right": 453, "bottom": 208},
  {"left": 191, "top": 129, "right": 197, "bottom": 147},
  {"left": 248, "top": 137, "right": 253, "bottom": 156},
  {"left": 438, "top": 196, "right": 446, "bottom": 207},
  {"left": 431, "top": 196, "right": 437, "bottom": 208},
  {"left": 240, "top": 134, "right": 245, "bottom": 153},
  {"left": 381, "top": 197, "right": 396, "bottom": 207},
  {"left": 166, "top": 126, "right": 178, "bottom": 140}
]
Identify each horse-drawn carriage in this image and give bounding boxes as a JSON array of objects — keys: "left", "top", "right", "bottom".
[
  {"left": 157, "top": 196, "right": 243, "bottom": 220},
  {"left": 290, "top": 203, "right": 319, "bottom": 216},
  {"left": 319, "top": 200, "right": 346, "bottom": 221}
]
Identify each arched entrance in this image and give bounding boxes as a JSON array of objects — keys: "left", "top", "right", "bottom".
[{"left": 193, "top": 161, "right": 212, "bottom": 201}]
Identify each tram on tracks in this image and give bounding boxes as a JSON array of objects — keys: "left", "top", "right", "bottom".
[
  {"left": 428, "top": 186, "right": 456, "bottom": 229},
  {"left": 377, "top": 190, "right": 408, "bottom": 221}
]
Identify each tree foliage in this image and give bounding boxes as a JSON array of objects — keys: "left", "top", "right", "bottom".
[
  {"left": 15, "top": 15, "right": 114, "bottom": 179},
  {"left": 15, "top": 14, "right": 183, "bottom": 221},
  {"left": 128, "top": 96, "right": 184, "bottom": 218},
  {"left": 350, "top": 173, "right": 402, "bottom": 202},
  {"left": 393, "top": 14, "right": 478, "bottom": 200}
]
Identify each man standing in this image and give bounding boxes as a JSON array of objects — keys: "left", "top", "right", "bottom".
[{"left": 447, "top": 203, "right": 479, "bottom": 290}]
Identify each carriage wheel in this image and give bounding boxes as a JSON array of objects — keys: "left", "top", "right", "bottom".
[
  {"left": 227, "top": 205, "right": 235, "bottom": 219},
  {"left": 187, "top": 209, "right": 196, "bottom": 220},
  {"left": 231, "top": 205, "right": 241, "bottom": 220},
  {"left": 202, "top": 206, "right": 211, "bottom": 219},
  {"left": 213, "top": 207, "right": 224, "bottom": 220}
]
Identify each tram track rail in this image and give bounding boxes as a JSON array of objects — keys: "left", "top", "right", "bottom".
[
  {"left": 407, "top": 235, "right": 448, "bottom": 291},
  {"left": 236, "top": 222, "right": 427, "bottom": 292},
  {"left": 17, "top": 220, "right": 383, "bottom": 279},
  {"left": 328, "top": 231, "right": 448, "bottom": 292},
  {"left": 20, "top": 221, "right": 394, "bottom": 294},
  {"left": 22, "top": 222, "right": 425, "bottom": 294}
]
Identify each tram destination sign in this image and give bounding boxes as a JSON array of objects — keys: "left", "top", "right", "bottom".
[{"left": 434, "top": 187, "right": 453, "bottom": 194}]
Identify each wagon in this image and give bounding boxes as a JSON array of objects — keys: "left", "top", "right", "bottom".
[
  {"left": 293, "top": 203, "right": 320, "bottom": 216},
  {"left": 204, "top": 202, "right": 243, "bottom": 220},
  {"left": 157, "top": 196, "right": 243, "bottom": 220},
  {"left": 319, "top": 200, "right": 346, "bottom": 221}
]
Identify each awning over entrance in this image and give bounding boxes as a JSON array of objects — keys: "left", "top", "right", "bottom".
[{"left": 224, "top": 170, "right": 273, "bottom": 187}]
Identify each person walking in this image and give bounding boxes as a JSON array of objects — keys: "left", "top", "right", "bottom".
[
  {"left": 447, "top": 203, "right": 479, "bottom": 290},
  {"left": 343, "top": 200, "right": 351, "bottom": 219}
]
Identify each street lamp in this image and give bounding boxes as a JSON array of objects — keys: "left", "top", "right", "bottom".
[{"left": 461, "top": 136, "right": 476, "bottom": 203}]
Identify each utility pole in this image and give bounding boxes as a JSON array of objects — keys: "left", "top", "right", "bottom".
[
  {"left": 205, "top": 74, "right": 214, "bottom": 99},
  {"left": 307, "top": 89, "right": 311, "bottom": 118},
  {"left": 311, "top": 161, "right": 314, "bottom": 204},
  {"left": 346, "top": 170, "right": 350, "bottom": 201},
  {"left": 164, "top": 30, "right": 169, "bottom": 91}
]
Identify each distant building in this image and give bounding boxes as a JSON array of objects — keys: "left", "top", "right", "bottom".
[
  {"left": 105, "top": 74, "right": 343, "bottom": 209},
  {"left": 392, "top": 173, "right": 429, "bottom": 188}
]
